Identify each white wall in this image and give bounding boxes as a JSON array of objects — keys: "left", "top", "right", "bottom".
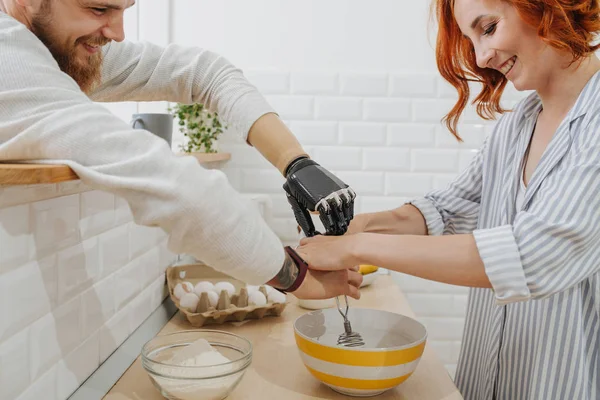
[
  {"left": 171, "top": 0, "right": 528, "bottom": 378},
  {"left": 170, "top": 0, "right": 437, "bottom": 72}
]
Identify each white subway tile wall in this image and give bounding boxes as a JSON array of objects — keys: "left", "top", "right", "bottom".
[
  {"left": 216, "top": 71, "right": 529, "bottom": 377},
  {"left": 0, "top": 184, "right": 176, "bottom": 400}
]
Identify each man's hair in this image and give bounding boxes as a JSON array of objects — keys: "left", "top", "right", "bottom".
[{"left": 433, "top": 0, "right": 600, "bottom": 139}]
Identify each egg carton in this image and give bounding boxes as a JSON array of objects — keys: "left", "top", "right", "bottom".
[{"left": 166, "top": 263, "right": 288, "bottom": 328}]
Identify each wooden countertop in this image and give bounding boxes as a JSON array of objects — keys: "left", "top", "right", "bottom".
[
  {"left": 104, "top": 276, "right": 463, "bottom": 400},
  {"left": 0, "top": 152, "right": 231, "bottom": 185}
]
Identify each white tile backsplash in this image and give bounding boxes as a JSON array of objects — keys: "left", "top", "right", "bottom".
[
  {"left": 0, "top": 330, "right": 30, "bottom": 400},
  {"left": 411, "top": 149, "right": 460, "bottom": 173},
  {"left": 99, "top": 303, "right": 132, "bottom": 364},
  {"left": 339, "top": 122, "right": 386, "bottom": 146},
  {"left": 315, "top": 97, "right": 362, "bottom": 120},
  {"left": 15, "top": 366, "right": 57, "bottom": 400},
  {"left": 1, "top": 256, "right": 57, "bottom": 341},
  {"left": 390, "top": 73, "right": 437, "bottom": 97},
  {"left": 335, "top": 171, "right": 385, "bottom": 196},
  {"left": 289, "top": 121, "right": 338, "bottom": 145},
  {"left": 291, "top": 72, "right": 339, "bottom": 95},
  {"left": 0, "top": 204, "right": 32, "bottom": 274},
  {"left": 312, "top": 147, "right": 362, "bottom": 170},
  {"left": 98, "top": 224, "right": 130, "bottom": 278},
  {"left": 31, "top": 195, "right": 80, "bottom": 258},
  {"left": 0, "top": 186, "right": 174, "bottom": 400},
  {"left": 386, "top": 174, "right": 434, "bottom": 196},
  {"left": 363, "top": 148, "right": 411, "bottom": 171},
  {"left": 56, "top": 332, "right": 100, "bottom": 400},
  {"left": 363, "top": 98, "right": 411, "bottom": 122},
  {"left": 113, "top": 259, "right": 143, "bottom": 312},
  {"left": 57, "top": 237, "right": 100, "bottom": 306},
  {"left": 80, "top": 275, "right": 116, "bottom": 339},
  {"left": 340, "top": 73, "right": 388, "bottom": 97},
  {"left": 387, "top": 124, "right": 436, "bottom": 147},
  {"left": 79, "top": 191, "right": 115, "bottom": 239},
  {"left": 129, "top": 224, "right": 163, "bottom": 260},
  {"left": 29, "top": 296, "right": 81, "bottom": 381}
]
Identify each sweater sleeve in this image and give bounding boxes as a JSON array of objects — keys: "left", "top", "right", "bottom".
[
  {"left": 89, "top": 40, "right": 275, "bottom": 141},
  {"left": 0, "top": 14, "right": 284, "bottom": 284}
]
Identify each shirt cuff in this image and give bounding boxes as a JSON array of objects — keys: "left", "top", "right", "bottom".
[
  {"left": 405, "top": 197, "right": 445, "bottom": 236},
  {"left": 473, "top": 225, "right": 531, "bottom": 305}
]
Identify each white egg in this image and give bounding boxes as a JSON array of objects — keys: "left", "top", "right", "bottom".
[
  {"left": 214, "top": 281, "right": 235, "bottom": 296},
  {"left": 179, "top": 292, "right": 200, "bottom": 312},
  {"left": 248, "top": 291, "right": 267, "bottom": 306},
  {"left": 206, "top": 290, "right": 219, "bottom": 308},
  {"left": 246, "top": 285, "right": 260, "bottom": 294},
  {"left": 173, "top": 282, "right": 194, "bottom": 300},
  {"left": 194, "top": 281, "right": 216, "bottom": 296},
  {"left": 264, "top": 285, "right": 275, "bottom": 295},
  {"left": 267, "top": 290, "right": 286, "bottom": 304}
]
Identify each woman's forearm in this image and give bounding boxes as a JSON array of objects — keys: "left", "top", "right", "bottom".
[
  {"left": 247, "top": 113, "right": 309, "bottom": 175},
  {"left": 354, "top": 233, "right": 491, "bottom": 288},
  {"left": 349, "top": 204, "right": 428, "bottom": 236}
]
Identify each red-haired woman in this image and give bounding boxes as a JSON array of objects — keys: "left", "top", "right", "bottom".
[{"left": 296, "top": 1, "right": 600, "bottom": 399}]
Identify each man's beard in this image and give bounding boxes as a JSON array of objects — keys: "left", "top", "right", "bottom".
[{"left": 30, "top": 12, "right": 107, "bottom": 93}]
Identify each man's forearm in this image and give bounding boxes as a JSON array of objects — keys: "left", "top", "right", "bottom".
[
  {"left": 267, "top": 249, "right": 299, "bottom": 290},
  {"left": 349, "top": 204, "right": 428, "bottom": 235},
  {"left": 247, "top": 113, "right": 309, "bottom": 175}
]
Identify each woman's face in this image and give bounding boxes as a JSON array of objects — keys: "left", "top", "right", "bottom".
[{"left": 453, "top": 0, "right": 559, "bottom": 91}]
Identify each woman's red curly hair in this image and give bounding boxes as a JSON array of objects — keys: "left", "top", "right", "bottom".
[{"left": 435, "top": 0, "right": 600, "bottom": 140}]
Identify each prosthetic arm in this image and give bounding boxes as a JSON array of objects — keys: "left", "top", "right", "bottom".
[{"left": 247, "top": 113, "right": 356, "bottom": 237}]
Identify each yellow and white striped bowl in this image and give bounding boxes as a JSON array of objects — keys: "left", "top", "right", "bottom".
[{"left": 294, "top": 308, "right": 427, "bottom": 397}]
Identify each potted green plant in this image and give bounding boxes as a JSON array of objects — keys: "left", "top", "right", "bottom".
[{"left": 169, "top": 103, "right": 230, "bottom": 162}]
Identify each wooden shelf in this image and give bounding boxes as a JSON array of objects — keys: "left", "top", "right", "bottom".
[
  {"left": 0, "top": 164, "right": 79, "bottom": 185},
  {"left": 0, "top": 153, "right": 232, "bottom": 186},
  {"left": 178, "top": 152, "right": 232, "bottom": 163}
]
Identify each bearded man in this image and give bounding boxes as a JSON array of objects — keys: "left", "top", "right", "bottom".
[{"left": 0, "top": 1, "right": 362, "bottom": 301}]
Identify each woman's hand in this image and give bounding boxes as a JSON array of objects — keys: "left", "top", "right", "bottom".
[
  {"left": 296, "top": 234, "right": 363, "bottom": 271},
  {"left": 292, "top": 267, "right": 363, "bottom": 300},
  {"left": 346, "top": 213, "right": 369, "bottom": 235}
]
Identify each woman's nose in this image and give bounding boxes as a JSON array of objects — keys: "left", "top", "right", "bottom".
[{"left": 475, "top": 46, "right": 495, "bottom": 69}]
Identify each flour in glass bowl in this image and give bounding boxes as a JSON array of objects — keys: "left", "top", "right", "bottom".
[{"left": 151, "top": 338, "right": 244, "bottom": 400}]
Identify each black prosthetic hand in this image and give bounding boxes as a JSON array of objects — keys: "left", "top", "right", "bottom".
[{"left": 283, "top": 156, "right": 356, "bottom": 237}]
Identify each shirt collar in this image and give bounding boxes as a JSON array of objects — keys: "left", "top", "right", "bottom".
[{"left": 521, "top": 69, "right": 600, "bottom": 123}]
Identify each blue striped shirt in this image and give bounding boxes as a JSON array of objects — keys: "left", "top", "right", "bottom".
[{"left": 409, "top": 71, "right": 600, "bottom": 399}]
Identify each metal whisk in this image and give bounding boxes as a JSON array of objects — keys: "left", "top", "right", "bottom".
[{"left": 335, "top": 295, "right": 365, "bottom": 347}]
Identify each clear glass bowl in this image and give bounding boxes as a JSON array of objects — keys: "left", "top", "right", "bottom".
[{"left": 141, "top": 330, "right": 252, "bottom": 400}]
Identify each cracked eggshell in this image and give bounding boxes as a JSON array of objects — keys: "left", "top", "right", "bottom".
[{"left": 173, "top": 282, "right": 194, "bottom": 300}]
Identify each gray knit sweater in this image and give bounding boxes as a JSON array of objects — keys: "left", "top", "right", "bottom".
[{"left": 0, "top": 12, "right": 284, "bottom": 284}]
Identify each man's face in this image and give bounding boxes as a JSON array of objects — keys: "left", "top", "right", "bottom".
[{"left": 30, "top": 0, "right": 134, "bottom": 93}]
